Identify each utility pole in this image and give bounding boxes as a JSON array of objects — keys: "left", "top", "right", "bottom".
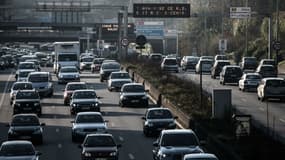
[
  {"left": 275, "top": 0, "right": 280, "bottom": 64},
  {"left": 245, "top": 0, "right": 248, "bottom": 56}
]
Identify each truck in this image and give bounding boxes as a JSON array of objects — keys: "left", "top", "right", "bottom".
[{"left": 53, "top": 41, "right": 80, "bottom": 74}]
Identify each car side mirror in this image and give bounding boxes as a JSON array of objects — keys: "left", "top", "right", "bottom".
[
  {"left": 174, "top": 116, "right": 178, "bottom": 119},
  {"left": 70, "top": 120, "right": 75, "bottom": 123},
  {"left": 36, "top": 151, "right": 42, "bottom": 156},
  {"left": 145, "top": 89, "right": 149, "bottom": 93},
  {"left": 141, "top": 116, "right": 146, "bottom": 120},
  {"left": 153, "top": 141, "right": 159, "bottom": 147},
  {"left": 78, "top": 145, "right": 83, "bottom": 149},
  {"left": 41, "top": 123, "right": 46, "bottom": 126},
  {"left": 97, "top": 96, "right": 102, "bottom": 99},
  {"left": 200, "top": 140, "right": 207, "bottom": 146},
  {"left": 104, "top": 120, "right": 109, "bottom": 123}
]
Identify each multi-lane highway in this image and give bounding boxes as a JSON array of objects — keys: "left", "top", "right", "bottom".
[
  {"left": 176, "top": 70, "right": 285, "bottom": 143},
  {"left": 0, "top": 68, "right": 156, "bottom": 160}
]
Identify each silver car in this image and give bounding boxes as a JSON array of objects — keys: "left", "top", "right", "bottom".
[
  {"left": 71, "top": 112, "right": 108, "bottom": 142},
  {"left": 57, "top": 66, "right": 80, "bottom": 84},
  {"left": 0, "top": 140, "right": 42, "bottom": 159},
  {"left": 9, "top": 82, "right": 33, "bottom": 105}
]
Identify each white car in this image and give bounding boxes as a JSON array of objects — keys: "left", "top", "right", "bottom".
[
  {"left": 183, "top": 153, "right": 219, "bottom": 160},
  {"left": 9, "top": 82, "right": 33, "bottom": 105},
  {"left": 57, "top": 66, "right": 80, "bottom": 84},
  {"left": 161, "top": 58, "right": 179, "bottom": 73},
  {"left": 71, "top": 112, "right": 108, "bottom": 142},
  {"left": 107, "top": 71, "right": 132, "bottom": 91},
  {"left": 238, "top": 73, "right": 261, "bottom": 92},
  {"left": 80, "top": 56, "right": 94, "bottom": 71},
  {"left": 257, "top": 77, "right": 285, "bottom": 102},
  {"left": 17, "top": 69, "right": 34, "bottom": 82},
  {"left": 15, "top": 62, "right": 37, "bottom": 80}
]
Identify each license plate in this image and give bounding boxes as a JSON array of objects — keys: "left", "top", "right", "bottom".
[
  {"left": 20, "top": 136, "right": 30, "bottom": 139},
  {"left": 131, "top": 100, "right": 139, "bottom": 103},
  {"left": 82, "top": 107, "right": 90, "bottom": 110},
  {"left": 23, "top": 107, "right": 32, "bottom": 110}
]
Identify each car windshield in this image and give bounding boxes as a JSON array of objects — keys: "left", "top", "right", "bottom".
[
  {"left": 16, "top": 92, "right": 39, "bottom": 99},
  {"left": 67, "top": 84, "right": 87, "bottom": 91},
  {"left": 245, "top": 58, "right": 257, "bottom": 62},
  {"left": 263, "top": 60, "right": 275, "bottom": 65},
  {"left": 161, "top": 133, "right": 198, "bottom": 147},
  {"left": 164, "top": 59, "right": 177, "bottom": 65},
  {"left": 226, "top": 68, "right": 242, "bottom": 74},
  {"left": 82, "top": 58, "right": 93, "bottom": 62},
  {"left": 267, "top": 80, "right": 285, "bottom": 87},
  {"left": 28, "top": 74, "right": 48, "bottom": 82},
  {"left": 76, "top": 115, "right": 104, "bottom": 123},
  {"left": 18, "top": 63, "right": 34, "bottom": 69},
  {"left": 102, "top": 63, "right": 120, "bottom": 69},
  {"left": 123, "top": 85, "right": 145, "bottom": 92},
  {"left": 188, "top": 57, "right": 199, "bottom": 62},
  {"left": 147, "top": 110, "right": 173, "bottom": 119},
  {"left": 60, "top": 68, "right": 78, "bottom": 73},
  {"left": 262, "top": 66, "right": 275, "bottom": 71},
  {"left": 246, "top": 75, "right": 261, "bottom": 80},
  {"left": 111, "top": 73, "right": 130, "bottom": 79},
  {"left": 11, "top": 115, "right": 40, "bottom": 126},
  {"left": 93, "top": 59, "right": 104, "bottom": 64},
  {"left": 19, "top": 71, "right": 31, "bottom": 77},
  {"left": 84, "top": 136, "right": 116, "bottom": 147},
  {"left": 73, "top": 91, "right": 96, "bottom": 99},
  {"left": 12, "top": 83, "right": 33, "bottom": 90},
  {"left": 58, "top": 54, "right": 78, "bottom": 61},
  {"left": 0, "top": 144, "right": 35, "bottom": 156}
]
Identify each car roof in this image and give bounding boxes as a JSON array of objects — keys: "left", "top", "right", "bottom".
[
  {"left": 73, "top": 89, "right": 96, "bottom": 93},
  {"left": 259, "top": 64, "right": 274, "bottom": 67},
  {"left": 184, "top": 153, "right": 218, "bottom": 159},
  {"left": 61, "top": 66, "right": 78, "bottom": 69},
  {"left": 224, "top": 65, "right": 240, "bottom": 68},
  {"left": 122, "top": 83, "right": 143, "bottom": 87},
  {"left": 111, "top": 71, "right": 128, "bottom": 74},
  {"left": 29, "top": 71, "right": 49, "bottom": 75},
  {"left": 86, "top": 133, "right": 113, "bottom": 137},
  {"left": 164, "top": 57, "right": 177, "bottom": 60},
  {"left": 147, "top": 108, "right": 171, "bottom": 112},
  {"left": 13, "top": 113, "right": 38, "bottom": 118},
  {"left": 263, "top": 77, "right": 284, "bottom": 81},
  {"left": 161, "top": 129, "right": 195, "bottom": 134},
  {"left": 19, "top": 61, "right": 34, "bottom": 64},
  {"left": 77, "top": 112, "right": 102, "bottom": 116},
  {"left": 67, "top": 82, "right": 87, "bottom": 85},
  {"left": 215, "top": 60, "right": 230, "bottom": 62},
  {"left": 13, "top": 81, "right": 33, "bottom": 85},
  {"left": 2, "top": 140, "right": 33, "bottom": 146}
]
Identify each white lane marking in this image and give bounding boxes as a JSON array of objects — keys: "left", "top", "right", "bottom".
[
  {"left": 241, "top": 98, "right": 247, "bottom": 102},
  {"left": 0, "top": 72, "right": 13, "bottom": 109},
  {"left": 128, "top": 153, "right": 135, "bottom": 160},
  {"left": 280, "top": 118, "right": 285, "bottom": 123},
  {"left": 110, "top": 122, "right": 115, "bottom": 127},
  {"left": 119, "top": 136, "right": 124, "bottom": 142},
  {"left": 57, "top": 144, "right": 62, "bottom": 149},
  {"left": 56, "top": 128, "right": 60, "bottom": 132},
  {"left": 52, "top": 106, "right": 55, "bottom": 108},
  {"left": 259, "top": 107, "right": 265, "bottom": 111}
]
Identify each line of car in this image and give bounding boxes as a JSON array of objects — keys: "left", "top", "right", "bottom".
[{"left": 1, "top": 49, "right": 219, "bottom": 160}]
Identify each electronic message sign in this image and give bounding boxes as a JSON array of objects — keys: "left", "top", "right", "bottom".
[{"left": 133, "top": 3, "right": 191, "bottom": 18}]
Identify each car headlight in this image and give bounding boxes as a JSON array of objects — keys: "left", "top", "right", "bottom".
[
  {"left": 146, "top": 121, "right": 154, "bottom": 127},
  {"left": 75, "top": 74, "right": 79, "bottom": 78},
  {"left": 72, "top": 103, "right": 78, "bottom": 107},
  {"left": 91, "top": 103, "right": 99, "bottom": 107},
  {"left": 14, "top": 103, "right": 20, "bottom": 106},
  {"left": 162, "top": 153, "right": 170, "bottom": 158},
  {"left": 59, "top": 74, "right": 63, "bottom": 78},
  {"left": 8, "top": 128, "right": 15, "bottom": 134},
  {"left": 34, "top": 102, "right": 40, "bottom": 106},
  {"left": 109, "top": 151, "right": 117, "bottom": 156},
  {"left": 33, "top": 128, "right": 42, "bottom": 134},
  {"left": 168, "top": 122, "right": 176, "bottom": 127},
  {"left": 84, "top": 152, "right": 91, "bottom": 157},
  {"left": 122, "top": 96, "right": 127, "bottom": 100},
  {"left": 142, "top": 95, "right": 148, "bottom": 99}
]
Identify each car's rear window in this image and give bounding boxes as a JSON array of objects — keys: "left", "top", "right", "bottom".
[
  {"left": 73, "top": 91, "right": 97, "bottom": 99},
  {"left": 28, "top": 74, "right": 48, "bottom": 82},
  {"left": 0, "top": 144, "right": 35, "bottom": 156},
  {"left": 123, "top": 85, "right": 144, "bottom": 92},
  {"left": 12, "top": 115, "right": 40, "bottom": 126},
  {"left": 164, "top": 59, "right": 177, "bottom": 65},
  {"left": 147, "top": 110, "right": 173, "bottom": 119},
  {"left": 76, "top": 114, "right": 103, "bottom": 123},
  {"left": 13, "top": 83, "right": 33, "bottom": 90},
  {"left": 67, "top": 84, "right": 87, "bottom": 90},
  {"left": 161, "top": 133, "right": 198, "bottom": 146},
  {"left": 16, "top": 91, "right": 39, "bottom": 99},
  {"left": 84, "top": 136, "right": 115, "bottom": 147}
]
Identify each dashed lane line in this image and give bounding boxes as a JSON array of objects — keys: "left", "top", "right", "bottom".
[{"left": 128, "top": 153, "right": 135, "bottom": 160}]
